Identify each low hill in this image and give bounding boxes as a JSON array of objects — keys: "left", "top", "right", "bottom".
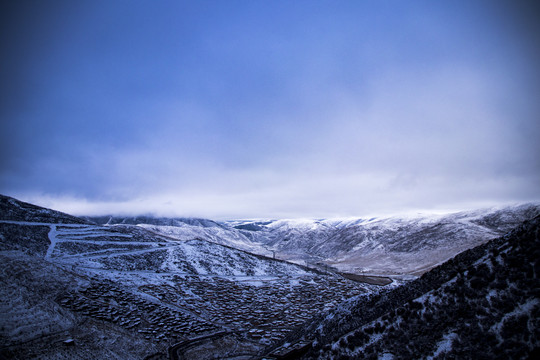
[{"left": 86, "top": 215, "right": 222, "bottom": 228}]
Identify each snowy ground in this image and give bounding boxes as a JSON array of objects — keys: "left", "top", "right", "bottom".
[{"left": 0, "top": 219, "right": 375, "bottom": 359}]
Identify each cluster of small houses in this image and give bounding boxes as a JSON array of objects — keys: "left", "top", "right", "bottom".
[
  {"left": 58, "top": 274, "right": 366, "bottom": 346},
  {"left": 58, "top": 281, "right": 217, "bottom": 343}
]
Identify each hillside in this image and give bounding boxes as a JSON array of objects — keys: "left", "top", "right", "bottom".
[
  {"left": 0, "top": 194, "right": 89, "bottom": 224},
  {"left": 92, "top": 204, "right": 540, "bottom": 276},
  {"left": 0, "top": 195, "right": 371, "bottom": 359},
  {"left": 234, "top": 205, "right": 540, "bottom": 275},
  {"left": 273, "top": 215, "right": 540, "bottom": 359},
  {"left": 87, "top": 216, "right": 265, "bottom": 255},
  {"left": 2, "top": 195, "right": 539, "bottom": 359}
]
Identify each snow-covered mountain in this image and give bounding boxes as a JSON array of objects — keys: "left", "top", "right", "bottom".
[
  {"left": 0, "top": 195, "right": 369, "bottom": 359},
  {"left": 90, "top": 204, "right": 540, "bottom": 276},
  {"left": 279, "top": 213, "right": 540, "bottom": 359},
  {"left": 86, "top": 215, "right": 266, "bottom": 255},
  {"left": 2, "top": 194, "right": 539, "bottom": 359}
]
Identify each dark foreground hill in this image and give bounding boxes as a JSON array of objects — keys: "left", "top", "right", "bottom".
[{"left": 272, "top": 215, "right": 540, "bottom": 359}]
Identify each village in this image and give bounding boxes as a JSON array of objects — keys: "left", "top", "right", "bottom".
[
  {"left": 57, "top": 273, "right": 369, "bottom": 347},
  {"left": 47, "top": 221, "right": 374, "bottom": 350}
]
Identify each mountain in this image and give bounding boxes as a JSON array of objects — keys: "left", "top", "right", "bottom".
[
  {"left": 266, "top": 214, "right": 540, "bottom": 359},
  {"left": 87, "top": 215, "right": 266, "bottom": 255},
  {"left": 0, "top": 194, "right": 90, "bottom": 224},
  {"left": 234, "top": 205, "right": 540, "bottom": 275},
  {"left": 0, "top": 196, "right": 372, "bottom": 359},
  {"left": 96, "top": 204, "right": 540, "bottom": 276},
  {"left": 2, "top": 194, "right": 539, "bottom": 359},
  {"left": 85, "top": 215, "right": 223, "bottom": 228}
]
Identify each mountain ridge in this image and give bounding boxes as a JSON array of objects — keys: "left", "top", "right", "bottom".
[
  {"left": 282, "top": 214, "right": 540, "bottom": 359},
  {"left": 0, "top": 194, "right": 91, "bottom": 224},
  {"left": 86, "top": 203, "right": 540, "bottom": 276}
]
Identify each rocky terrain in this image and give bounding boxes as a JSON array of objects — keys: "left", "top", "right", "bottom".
[{"left": 267, "top": 214, "right": 540, "bottom": 359}]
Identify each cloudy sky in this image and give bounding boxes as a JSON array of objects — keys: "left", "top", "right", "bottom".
[{"left": 1, "top": 0, "right": 539, "bottom": 219}]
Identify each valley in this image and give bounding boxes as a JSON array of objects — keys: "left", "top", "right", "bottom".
[
  {"left": 0, "top": 196, "right": 373, "bottom": 359},
  {"left": 94, "top": 203, "right": 540, "bottom": 276},
  {"left": 1, "top": 194, "right": 539, "bottom": 359}
]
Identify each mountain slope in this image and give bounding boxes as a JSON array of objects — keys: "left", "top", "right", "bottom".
[
  {"left": 0, "top": 194, "right": 90, "bottom": 224},
  {"left": 260, "top": 205, "right": 540, "bottom": 275},
  {"left": 0, "top": 195, "right": 371, "bottom": 359},
  {"left": 284, "top": 215, "right": 540, "bottom": 359},
  {"left": 121, "top": 204, "right": 540, "bottom": 275},
  {"left": 7, "top": 197, "right": 539, "bottom": 276},
  {"left": 85, "top": 215, "right": 222, "bottom": 228},
  {"left": 88, "top": 216, "right": 266, "bottom": 255},
  {"left": 46, "top": 224, "right": 309, "bottom": 277}
]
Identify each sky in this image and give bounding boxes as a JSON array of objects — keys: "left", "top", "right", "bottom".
[{"left": 1, "top": 0, "right": 539, "bottom": 219}]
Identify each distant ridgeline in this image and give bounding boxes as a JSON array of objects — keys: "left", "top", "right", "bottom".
[
  {"left": 86, "top": 203, "right": 540, "bottom": 277},
  {"left": 85, "top": 215, "right": 222, "bottom": 228}
]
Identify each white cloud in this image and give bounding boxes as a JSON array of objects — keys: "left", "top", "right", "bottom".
[{"left": 21, "top": 62, "right": 537, "bottom": 219}]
